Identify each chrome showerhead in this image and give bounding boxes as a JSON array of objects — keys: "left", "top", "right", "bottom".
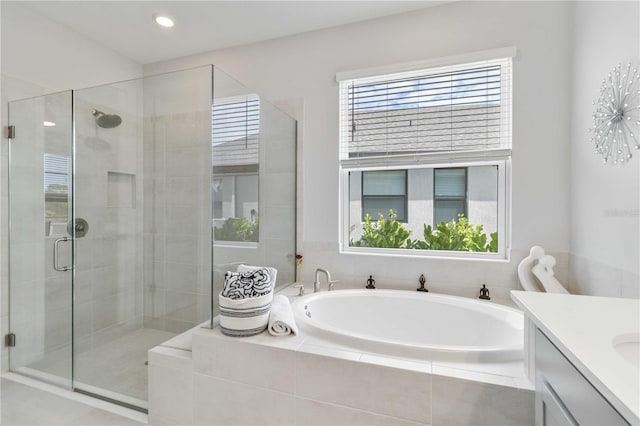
[{"left": 91, "top": 109, "right": 122, "bottom": 128}]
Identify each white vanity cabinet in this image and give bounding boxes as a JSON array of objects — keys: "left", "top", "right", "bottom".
[
  {"left": 512, "top": 292, "right": 639, "bottom": 425},
  {"left": 535, "top": 329, "right": 629, "bottom": 426}
]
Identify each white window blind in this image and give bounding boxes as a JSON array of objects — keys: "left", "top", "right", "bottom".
[
  {"left": 212, "top": 96, "right": 260, "bottom": 167},
  {"left": 362, "top": 170, "right": 406, "bottom": 195},
  {"left": 361, "top": 170, "right": 407, "bottom": 221},
  {"left": 434, "top": 168, "right": 466, "bottom": 199},
  {"left": 339, "top": 58, "right": 512, "bottom": 165},
  {"left": 44, "top": 153, "right": 69, "bottom": 193}
]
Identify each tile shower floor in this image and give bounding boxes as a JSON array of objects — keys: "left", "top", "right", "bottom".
[{"left": 27, "top": 327, "right": 176, "bottom": 402}]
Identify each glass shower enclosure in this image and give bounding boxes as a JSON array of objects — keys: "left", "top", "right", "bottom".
[{"left": 6, "top": 66, "right": 297, "bottom": 411}]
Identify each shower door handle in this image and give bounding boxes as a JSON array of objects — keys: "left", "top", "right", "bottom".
[{"left": 53, "top": 237, "right": 73, "bottom": 272}]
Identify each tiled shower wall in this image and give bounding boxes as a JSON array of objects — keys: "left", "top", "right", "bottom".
[{"left": 72, "top": 88, "right": 145, "bottom": 357}]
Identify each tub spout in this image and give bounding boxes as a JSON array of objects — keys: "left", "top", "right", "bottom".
[{"left": 314, "top": 268, "right": 338, "bottom": 292}]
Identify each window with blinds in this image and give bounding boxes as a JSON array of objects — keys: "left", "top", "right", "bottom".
[
  {"left": 339, "top": 58, "right": 511, "bottom": 165},
  {"left": 44, "top": 153, "right": 69, "bottom": 195},
  {"left": 212, "top": 96, "right": 260, "bottom": 170},
  {"left": 212, "top": 96, "right": 261, "bottom": 244},
  {"left": 362, "top": 170, "right": 407, "bottom": 222},
  {"left": 339, "top": 56, "right": 511, "bottom": 259},
  {"left": 434, "top": 168, "right": 467, "bottom": 225},
  {"left": 44, "top": 153, "right": 70, "bottom": 225}
]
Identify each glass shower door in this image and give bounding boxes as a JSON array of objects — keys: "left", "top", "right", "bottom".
[
  {"left": 71, "top": 80, "right": 150, "bottom": 409},
  {"left": 7, "top": 91, "right": 74, "bottom": 388}
]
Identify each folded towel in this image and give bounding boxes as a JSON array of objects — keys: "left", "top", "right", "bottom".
[
  {"left": 222, "top": 268, "right": 273, "bottom": 300},
  {"left": 238, "top": 264, "right": 278, "bottom": 288},
  {"left": 218, "top": 264, "right": 280, "bottom": 337},
  {"left": 219, "top": 291, "right": 273, "bottom": 337},
  {"left": 268, "top": 295, "right": 298, "bottom": 336}
]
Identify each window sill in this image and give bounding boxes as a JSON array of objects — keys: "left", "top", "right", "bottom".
[{"left": 340, "top": 246, "right": 511, "bottom": 262}]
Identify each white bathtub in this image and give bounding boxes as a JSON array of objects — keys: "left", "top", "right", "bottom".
[{"left": 292, "top": 289, "right": 524, "bottom": 361}]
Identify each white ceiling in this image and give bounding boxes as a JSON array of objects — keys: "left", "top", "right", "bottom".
[{"left": 22, "top": 1, "right": 446, "bottom": 65}]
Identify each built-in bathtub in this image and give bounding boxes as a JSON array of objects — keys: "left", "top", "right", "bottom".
[
  {"left": 292, "top": 289, "right": 524, "bottom": 362},
  {"left": 149, "top": 286, "right": 534, "bottom": 425}
]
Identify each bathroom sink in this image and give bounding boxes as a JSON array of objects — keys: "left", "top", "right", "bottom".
[{"left": 612, "top": 333, "right": 640, "bottom": 368}]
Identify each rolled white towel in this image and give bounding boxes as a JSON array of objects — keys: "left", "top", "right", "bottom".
[{"left": 268, "top": 295, "right": 298, "bottom": 336}]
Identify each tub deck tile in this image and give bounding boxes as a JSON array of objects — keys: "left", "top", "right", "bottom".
[{"left": 296, "top": 351, "right": 432, "bottom": 424}]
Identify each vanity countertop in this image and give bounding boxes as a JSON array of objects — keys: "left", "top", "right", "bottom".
[{"left": 511, "top": 291, "right": 640, "bottom": 424}]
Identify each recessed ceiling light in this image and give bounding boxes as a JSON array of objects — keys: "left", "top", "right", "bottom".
[
  {"left": 43, "top": 121, "right": 56, "bottom": 127},
  {"left": 153, "top": 14, "right": 174, "bottom": 28}
]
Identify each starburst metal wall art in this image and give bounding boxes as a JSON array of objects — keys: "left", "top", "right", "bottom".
[{"left": 589, "top": 63, "right": 640, "bottom": 165}]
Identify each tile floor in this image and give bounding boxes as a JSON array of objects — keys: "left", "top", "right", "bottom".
[
  {"left": 2, "top": 327, "right": 179, "bottom": 425},
  {"left": 0, "top": 379, "right": 144, "bottom": 425}
]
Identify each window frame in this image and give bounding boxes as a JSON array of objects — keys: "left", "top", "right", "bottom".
[
  {"left": 337, "top": 50, "right": 513, "bottom": 261},
  {"left": 360, "top": 169, "right": 408, "bottom": 222}
]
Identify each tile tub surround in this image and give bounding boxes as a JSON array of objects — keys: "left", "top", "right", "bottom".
[
  {"left": 569, "top": 254, "right": 640, "bottom": 299},
  {"left": 149, "top": 326, "right": 534, "bottom": 425}
]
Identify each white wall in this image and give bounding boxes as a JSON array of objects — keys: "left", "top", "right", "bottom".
[
  {"left": 145, "top": 1, "right": 574, "bottom": 300},
  {"left": 569, "top": 1, "right": 640, "bottom": 298},
  {"left": 0, "top": 2, "right": 141, "bottom": 92},
  {"left": 0, "top": 2, "right": 142, "bottom": 372}
]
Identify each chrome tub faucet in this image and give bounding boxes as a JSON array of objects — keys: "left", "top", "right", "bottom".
[{"left": 314, "top": 268, "right": 338, "bottom": 292}]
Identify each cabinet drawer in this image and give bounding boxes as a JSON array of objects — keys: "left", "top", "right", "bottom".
[
  {"left": 536, "top": 329, "right": 629, "bottom": 426},
  {"left": 536, "top": 375, "right": 578, "bottom": 426}
]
